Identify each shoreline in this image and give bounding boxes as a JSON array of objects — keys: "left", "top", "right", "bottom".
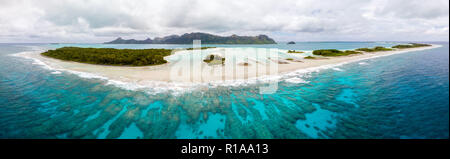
[
  {"left": 277, "top": 45, "right": 441, "bottom": 75},
  {"left": 15, "top": 44, "right": 441, "bottom": 90}
]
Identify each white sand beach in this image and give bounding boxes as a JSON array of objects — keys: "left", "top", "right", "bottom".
[{"left": 19, "top": 45, "right": 440, "bottom": 86}]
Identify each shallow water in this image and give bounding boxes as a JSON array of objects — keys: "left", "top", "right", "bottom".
[{"left": 0, "top": 42, "right": 448, "bottom": 139}]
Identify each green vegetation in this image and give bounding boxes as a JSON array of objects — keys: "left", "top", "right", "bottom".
[
  {"left": 343, "top": 50, "right": 363, "bottom": 54},
  {"left": 286, "top": 58, "right": 294, "bottom": 61},
  {"left": 410, "top": 43, "right": 432, "bottom": 47},
  {"left": 392, "top": 43, "right": 431, "bottom": 49},
  {"left": 297, "top": 45, "right": 405, "bottom": 57},
  {"left": 203, "top": 54, "right": 225, "bottom": 65},
  {"left": 312, "top": 49, "right": 362, "bottom": 56},
  {"left": 41, "top": 47, "right": 172, "bottom": 66},
  {"left": 186, "top": 47, "right": 217, "bottom": 50},
  {"left": 304, "top": 56, "right": 316, "bottom": 59},
  {"left": 355, "top": 46, "right": 393, "bottom": 52},
  {"left": 374, "top": 46, "right": 393, "bottom": 51},
  {"left": 287, "top": 50, "right": 304, "bottom": 53},
  {"left": 355, "top": 48, "right": 372, "bottom": 52}
]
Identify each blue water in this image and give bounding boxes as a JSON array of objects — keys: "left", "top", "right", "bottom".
[{"left": 0, "top": 42, "right": 448, "bottom": 139}]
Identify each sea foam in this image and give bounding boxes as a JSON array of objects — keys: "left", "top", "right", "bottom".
[{"left": 12, "top": 45, "right": 442, "bottom": 95}]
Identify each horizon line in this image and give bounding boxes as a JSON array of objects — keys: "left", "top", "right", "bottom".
[{"left": 1, "top": 40, "right": 449, "bottom": 44}]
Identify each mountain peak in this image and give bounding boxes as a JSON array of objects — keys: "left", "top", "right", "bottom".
[{"left": 105, "top": 32, "right": 276, "bottom": 44}]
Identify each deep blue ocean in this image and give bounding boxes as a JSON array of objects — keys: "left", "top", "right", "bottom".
[{"left": 0, "top": 42, "right": 448, "bottom": 139}]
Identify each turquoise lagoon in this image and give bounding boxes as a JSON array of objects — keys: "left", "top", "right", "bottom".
[{"left": 0, "top": 42, "right": 448, "bottom": 139}]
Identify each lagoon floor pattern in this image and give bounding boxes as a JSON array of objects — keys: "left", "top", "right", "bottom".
[{"left": 0, "top": 42, "right": 448, "bottom": 139}]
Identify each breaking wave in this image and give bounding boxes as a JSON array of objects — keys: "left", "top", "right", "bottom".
[{"left": 11, "top": 45, "right": 442, "bottom": 95}]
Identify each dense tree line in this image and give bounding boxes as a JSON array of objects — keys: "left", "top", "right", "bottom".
[
  {"left": 312, "top": 49, "right": 361, "bottom": 56},
  {"left": 311, "top": 43, "right": 430, "bottom": 57},
  {"left": 392, "top": 43, "right": 431, "bottom": 49},
  {"left": 41, "top": 47, "right": 172, "bottom": 66},
  {"left": 355, "top": 46, "right": 393, "bottom": 52}
]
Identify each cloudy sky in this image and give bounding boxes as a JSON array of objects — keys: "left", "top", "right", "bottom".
[{"left": 0, "top": 0, "right": 448, "bottom": 43}]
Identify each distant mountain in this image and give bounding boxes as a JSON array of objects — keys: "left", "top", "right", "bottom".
[
  {"left": 105, "top": 37, "right": 153, "bottom": 44},
  {"left": 104, "top": 32, "right": 277, "bottom": 44}
]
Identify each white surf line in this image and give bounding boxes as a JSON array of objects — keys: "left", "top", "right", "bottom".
[
  {"left": 278, "top": 44, "right": 442, "bottom": 80},
  {"left": 10, "top": 45, "right": 441, "bottom": 95}
]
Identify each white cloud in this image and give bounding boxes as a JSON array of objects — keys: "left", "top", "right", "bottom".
[{"left": 0, "top": 0, "right": 448, "bottom": 42}]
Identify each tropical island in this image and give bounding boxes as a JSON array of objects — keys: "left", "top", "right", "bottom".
[
  {"left": 392, "top": 43, "right": 431, "bottom": 49},
  {"left": 20, "top": 42, "right": 437, "bottom": 84},
  {"left": 312, "top": 49, "right": 362, "bottom": 56},
  {"left": 310, "top": 44, "right": 430, "bottom": 57},
  {"left": 40, "top": 43, "right": 434, "bottom": 67},
  {"left": 105, "top": 32, "right": 277, "bottom": 44},
  {"left": 311, "top": 46, "right": 393, "bottom": 56},
  {"left": 40, "top": 46, "right": 223, "bottom": 66},
  {"left": 41, "top": 47, "right": 172, "bottom": 66}
]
